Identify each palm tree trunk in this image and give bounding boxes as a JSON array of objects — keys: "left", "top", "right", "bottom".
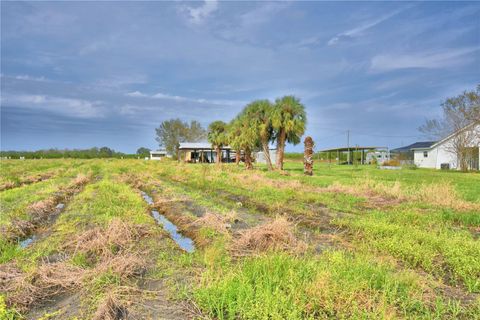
[
  {"left": 275, "top": 128, "right": 286, "bottom": 170},
  {"left": 235, "top": 150, "right": 240, "bottom": 165},
  {"left": 245, "top": 148, "right": 253, "bottom": 170},
  {"left": 216, "top": 146, "right": 221, "bottom": 165},
  {"left": 262, "top": 139, "right": 273, "bottom": 170}
]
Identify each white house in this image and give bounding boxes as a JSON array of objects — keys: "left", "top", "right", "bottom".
[
  {"left": 149, "top": 150, "right": 169, "bottom": 160},
  {"left": 412, "top": 123, "right": 479, "bottom": 170}
]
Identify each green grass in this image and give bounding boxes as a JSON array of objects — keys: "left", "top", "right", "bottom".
[
  {"left": 195, "top": 251, "right": 473, "bottom": 319},
  {"left": 2, "top": 159, "right": 479, "bottom": 319}
]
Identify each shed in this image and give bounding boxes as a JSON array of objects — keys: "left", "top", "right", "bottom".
[
  {"left": 178, "top": 142, "right": 234, "bottom": 163},
  {"left": 150, "top": 150, "right": 169, "bottom": 160}
]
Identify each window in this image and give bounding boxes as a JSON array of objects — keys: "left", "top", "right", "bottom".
[{"left": 423, "top": 151, "right": 428, "bottom": 158}]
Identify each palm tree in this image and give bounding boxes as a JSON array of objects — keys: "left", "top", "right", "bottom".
[
  {"left": 243, "top": 100, "right": 275, "bottom": 170},
  {"left": 207, "top": 120, "right": 228, "bottom": 165},
  {"left": 228, "top": 113, "right": 258, "bottom": 170},
  {"left": 272, "top": 96, "right": 307, "bottom": 170}
]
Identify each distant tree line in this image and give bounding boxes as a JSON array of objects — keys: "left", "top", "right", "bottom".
[{"left": 0, "top": 147, "right": 138, "bottom": 159}]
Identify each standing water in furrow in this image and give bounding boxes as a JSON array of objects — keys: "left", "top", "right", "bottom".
[
  {"left": 19, "top": 202, "right": 66, "bottom": 248},
  {"left": 141, "top": 191, "right": 195, "bottom": 253}
]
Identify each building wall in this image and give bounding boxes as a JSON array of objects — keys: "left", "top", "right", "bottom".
[
  {"left": 414, "top": 124, "right": 480, "bottom": 170},
  {"left": 414, "top": 149, "right": 438, "bottom": 168}
]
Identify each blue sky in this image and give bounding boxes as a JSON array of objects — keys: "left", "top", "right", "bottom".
[{"left": 1, "top": 1, "right": 479, "bottom": 153}]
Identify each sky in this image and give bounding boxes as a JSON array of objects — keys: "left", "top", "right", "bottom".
[{"left": 1, "top": 1, "right": 479, "bottom": 153}]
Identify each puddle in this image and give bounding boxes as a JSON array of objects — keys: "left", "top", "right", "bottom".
[
  {"left": 19, "top": 235, "right": 37, "bottom": 248},
  {"left": 141, "top": 192, "right": 195, "bottom": 253},
  {"left": 18, "top": 203, "right": 65, "bottom": 249}
]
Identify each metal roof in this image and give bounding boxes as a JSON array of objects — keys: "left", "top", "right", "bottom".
[
  {"left": 391, "top": 141, "right": 437, "bottom": 152},
  {"left": 150, "top": 150, "right": 168, "bottom": 154},
  {"left": 319, "top": 146, "right": 387, "bottom": 152},
  {"left": 178, "top": 142, "right": 231, "bottom": 150}
]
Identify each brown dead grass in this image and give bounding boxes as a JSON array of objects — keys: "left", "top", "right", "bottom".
[
  {"left": 234, "top": 171, "right": 478, "bottom": 211},
  {"left": 63, "top": 219, "right": 150, "bottom": 260},
  {"left": 28, "top": 198, "right": 57, "bottom": 223},
  {"left": 190, "top": 212, "right": 236, "bottom": 235},
  {"left": 3, "top": 219, "right": 150, "bottom": 313},
  {"left": 230, "top": 217, "right": 306, "bottom": 255},
  {"left": 4, "top": 173, "right": 93, "bottom": 242},
  {"left": 7, "top": 219, "right": 35, "bottom": 238},
  {"left": 0, "top": 262, "right": 84, "bottom": 312},
  {"left": 93, "top": 293, "right": 129, "bottom": 320},
  {"left": 0, "top": 172, "right": 57, "bottom": 192}
]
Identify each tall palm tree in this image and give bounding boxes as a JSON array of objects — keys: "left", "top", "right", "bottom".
[
  {"left": 243, "top": 100, "right": 275, "bottom": 170},
  {"left": 207, "top": 120, "right": 228, "bottom": 165},
  {"left": 272, "top": 96, "right": 307, "bottom": 170}
]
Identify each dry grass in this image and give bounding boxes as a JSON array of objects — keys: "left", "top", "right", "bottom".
[
  {"left": 230, "top": 217, "right": 306, "bottom": 255},
  {"left": 4, "top": 173, "right": 93, "bottom": 242},
  {"left": 2, "top": 219, "right": 150, "bottom": 313},
  {"left": 0, "top": 181, "right": 16, "bottom": 191},
  {"left": 63, "top": 219, "right": 150, "bottom": 260},
  {"left": 7, "top": 219, "right": 35, "bottom": 238},
  {"left": 28, "top": 198, "right": 57, "bottom": 223},
  {"left": 93, "top": 293, "right": 129, "bottom": 320},
  {"left": 0, "top": 172, "right": 56, "bottom": 191},
  {"left": 94, "top": 253, "right": 147, "bottom": 279},
  {"left": 0, "top": 262, "right": 84, "bottom": 312},
  {"left": 323, "top": 178, "right": 480, "bottom": 211},
  {"left": 190, "top": 212, "right": 236, "bottom": 235}
]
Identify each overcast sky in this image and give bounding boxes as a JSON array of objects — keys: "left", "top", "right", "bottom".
[{"left": 1, "top": 1, "right": 479, "bottom": 153}]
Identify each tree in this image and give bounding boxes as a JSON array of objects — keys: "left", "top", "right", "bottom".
[
  {"left": 228, "top": 114, "right": 258, "bottom": 170},
  {"left": 419, "top": 85, "right": 480, "bottom": 171},
  {"left": 208, "top": 121, "right": 228, "bottom": 165},
  {"left": 99, "top": 147, "right": 114, "bottom": 158},
  {"left": 136, "top": 147, "right": 151, "bottom": 158},
  {"left": 243, "top": 100, "right": 275, "bottom": 170},
  {"left": 155, "top": 119, "right": 207, "bottom": 159},
  {"left": 271, "top": 96, "right": 307, "bottom": 170}
]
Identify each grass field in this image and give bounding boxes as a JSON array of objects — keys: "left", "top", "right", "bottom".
[{"left": 1, "top": 159, "right": 479, "bottom": 319}]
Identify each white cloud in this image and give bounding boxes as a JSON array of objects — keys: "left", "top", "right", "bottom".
[
  {"left": 327, "top": 7, "right": 409, "bottom": 46},
  {"left": 1, "top": 94, "right": 104, "bottom": 118},
  {"left": 125, "top": 90, "right": 243, "bottom": 106},
  {"left": 95, "top": 74, "right": 148, "bottom": 89},
  {"left": 125, "top": 91, "right": 147, "bottom": 97},
  {"left": 183, "top": 0, "right": 218, "bottom": 25},
  {"left": 370, "top": 47, "right": 480, "bottom": 72},
  {"left": 1, "top": 74, "right": 50, "bottom": 82}
]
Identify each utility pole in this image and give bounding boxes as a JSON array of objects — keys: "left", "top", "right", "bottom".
[{"left": 347, "top": 130, "right": 350, "bottom": 164}]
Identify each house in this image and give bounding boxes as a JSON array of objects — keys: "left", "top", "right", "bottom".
[
  {"left": 255, "top": 149, "right": 277, "bottom": 165},
  {"left": 395, "top": 123, "right": 479, "bottom": 170},
  {"left": 178, "top": 142, "right": 234, "bottom": 163},
  {"left": 149, "top": 150, "right": 169, "bottom": 160},
  {"left": 391, "top": 141, "right": 437, "bottom": 165}
]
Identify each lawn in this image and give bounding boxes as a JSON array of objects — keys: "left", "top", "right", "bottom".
[{"left": 1, "top": 159, "right": 479, "bottom": 319}]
